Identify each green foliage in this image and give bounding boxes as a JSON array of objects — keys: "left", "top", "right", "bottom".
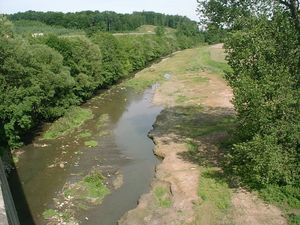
[
  {"left": 64, "top": 170, "right": 110, "bottom": 205},
  {"left": 197, "top": 0, "right": 273, "bottom": 43},
  {"left": 0, "top": 16, "right": 14, "bottom": 37},
  {"left": 154, "top": 186, "right": 172, "bottom": 208},
  {"left": 42, "top": 209, "right": 59, "bottom": 219},
  {"left": 224, "top": 13, "right": 300, "bottom": 187},
  {"left": 288, "top": 214, "right": 300, "bottom": 225},
  {"left": 198, "top": 5, "right": 300, "bottom": 223},
  {"left": 155, "top": 26, "right": 166, "bottom": 36},
  {"left": 84, "top": 140, "right": 98, "bottom": 148},
  {"left": 92, "top": 32, "right": 129, "bottom": 83},
  {"left": 82, "top": 171, "right": 110, "bottom": 200},
  {"left": 9, "top": 11, "right": 197, "bottom": 33},
  {"left": 198, "top": 168, "right": 231, "bottom": 210},
  {"left": 135, "top": 25, "right": 175, "bottom": 34},
  {"left": 43, "top": 208, "right": 75, "bottom": 223},
  {"left": 199, "top": 2, "right": 300, "bottom": 222},
  {"left": 0, "top": 23, "right": 77, "bottom": 148},
  {"left": 77, "top": 131, "right": 92, "bottom": 138},
  {"left": 43, "top": 107, "right": 93, "bottom": 140},
  {"left": 260, "top": 185, "right": 300, "bottom": 225},
  {"left": 260, "top": 185, "right": 300, "bottom": 209},
  {"left": 41, "top": 34, "right": 103, "bottom": 100},
  {"left": 0, "top": 16, "right": 201, "bottom": 151}
]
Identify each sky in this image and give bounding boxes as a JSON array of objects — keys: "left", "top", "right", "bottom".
[{"left": 0, "top": 0, "right": 200, "bottom": 21}]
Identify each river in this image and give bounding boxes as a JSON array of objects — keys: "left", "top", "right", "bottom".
[{"left": 8, "top": 84, "right": 163, "bottom": 225}]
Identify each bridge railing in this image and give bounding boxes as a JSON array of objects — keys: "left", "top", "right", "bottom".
[{"left": 0, "top": 159, "right": 20, "bottom": 225}]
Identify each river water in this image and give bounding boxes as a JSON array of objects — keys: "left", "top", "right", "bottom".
[{"left": 9, "top": 84, "right": 163, "bottom": 225}]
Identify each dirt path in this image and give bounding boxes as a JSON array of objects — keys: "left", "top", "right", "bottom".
[{"left": 119, "top": 45, "right": 287, "bottom": 225}]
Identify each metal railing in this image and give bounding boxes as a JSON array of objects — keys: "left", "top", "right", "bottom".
[{"left": 0, "top": 159, "right": 20, "bottom": 225}]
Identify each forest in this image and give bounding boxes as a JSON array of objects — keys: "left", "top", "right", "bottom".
[
  {"left": 7, "top": 10, "right": 199, "bottom": 34},
  {"left": 0, "top": 11, "right": 202, "bottom": 155}
]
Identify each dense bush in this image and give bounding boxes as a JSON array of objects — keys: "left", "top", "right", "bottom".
[
  {"left": 224, "top": 13, "right": 300, "bottom": 187},
  {"left": 91, "top": 33, "right": 130, "bottom": 84},
  {"left": 0, "top": 18, "right": 77, "bottom": 148},
  {"left": 39, "top": 35, "right": 103, "bottom": 100},
  {"left": 199, "top": 0, "right": 300, "bottom": 188}
]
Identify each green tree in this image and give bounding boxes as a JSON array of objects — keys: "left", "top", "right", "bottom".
[
  {"left": 42, "top": 35, "right": 103, "bottom": 100},
  {"left": 155, "top": 26, "right": 166, "bottom": 36},
  {"left": 92, "top": 32, "right": 130, "bottom": 84},
  {"left": 199, "top": 0, "right": 300, "bottom": 187}
]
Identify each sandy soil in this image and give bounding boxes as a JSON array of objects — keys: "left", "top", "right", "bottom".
[{"left": 232, "top": 190, "right": 287, "bottom": 225}]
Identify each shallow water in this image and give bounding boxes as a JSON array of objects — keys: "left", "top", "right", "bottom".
[{"left": 9, "top": 84, "right": 162, "bottom": 225}]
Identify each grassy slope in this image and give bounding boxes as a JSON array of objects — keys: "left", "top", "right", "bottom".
[
  {"left": 113, "top": 25, "right": 176, "bottom": 36},
  {"left": 13, "top": 20, "right": 84, "bottom": 36},
  {"left": 136, "top": 25, "right": 176, "bottom": 34}
]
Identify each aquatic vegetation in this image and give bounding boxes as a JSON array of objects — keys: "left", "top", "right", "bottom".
[
  {"left": 77, "top": 131, "right": 92, "bottom": 138},
  {"left": 43, "top": 107, "right": 93, "bottom": 140},
  {"left": 42, "top": 208, "right": 76, "bottom": 224},
  {"left": 64, "top": 170, "right": 110, "bottom": 205},
  {"left": 84, "top": 140, "right": 98, "bottom": 148}
]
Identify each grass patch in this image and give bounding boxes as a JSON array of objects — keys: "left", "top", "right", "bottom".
[
  {"left": 260, "top": 185, "right": 300, "bottom": 209},
  {"left": 188, "top": 117, "right": 234, "bottom": 137},
  {"left": 183, "top": 46, "right": 231, "bottom": 76},
  {"left": 43, "top": 209, "right": 59, "bottom": 220},
  {"left": 13, "top": 20, "right": 84, "bottom": 36},
  {"left": 43, "top": 208, "right": 74, "bottom": 223},
  {"left": 135, "top": 25, "right": 175, "bottom": 34},
  {"left": 154, "top": 186, "right": 172, "bottom": 208},
  {"left": 192, "top": 76, "right": 209, "bottom": 83},
  {"left": 190, "top": 167, "right": 232, "bottom": 224},
  {"left": 64, "top": 170, "right": 110, "bottom": 205},
  {"left": 185, "top": 63, "right": 205, "bottom": 72},
  {"left": 288, "top": 214, "right": 300, "bottom": 225},
  {"left": 173, "top": 111, "right": 235, "bottom": 139},
  {"left": 84, "top": 140, "right": 98, "bottom": 148},
  {"left": 176, "top": 95, "right": 189, "bottom": 104},
  {"left": 43, "top": 107, "right": 93, "bottom": 140},
  {"left": 123, "top": 76, "right": 160, "bottom": 91},
  {"left": 198, "top": 168, "right": 231, "bottom": 210},
  {"left": 13, "top": 156, "right": 19, "bottom": 164},
  {"left": 200, "top": 48, "right": 230, "bottom": 75},
  {"left": 259, "top": 185, "right": 300, "bottom": 225},
  {"left": 77, "top": 131, "right": 92, "bottom": 138}
]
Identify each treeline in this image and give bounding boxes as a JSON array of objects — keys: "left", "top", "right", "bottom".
[
  {"left": 0, "top": 16, "right": 201, "bottom": 152},
  {"left": 199, "top": 0, "right": 300, "bottom": 189},
  {"left": 8, "top": 11, "right": 198, "bottom": 34}
]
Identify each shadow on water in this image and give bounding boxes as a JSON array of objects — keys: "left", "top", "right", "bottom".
[{"left": 1, "top": 146, "right": 35, "bottom": 225}]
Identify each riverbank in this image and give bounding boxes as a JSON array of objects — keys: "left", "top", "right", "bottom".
[{"left": 119, "top": 45, "right": 287, "bottom": 225}]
